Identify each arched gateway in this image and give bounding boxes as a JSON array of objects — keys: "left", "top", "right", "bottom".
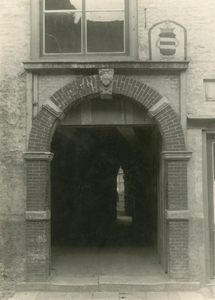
[{"left": 24, "top": 73, "right": 191, "bottom": 282}]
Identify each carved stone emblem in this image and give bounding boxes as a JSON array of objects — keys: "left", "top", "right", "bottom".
[
  {"left": 149, "top": 20, "right": 187, "bottom": 60},
  {"left": 99, "top": 68, "right": 114, "bottom": 99},
  {"left": 99, "top": 69, "right": 113, "bottom": 87},
  {"left": 156, "top": 21, "right": 179, "bottom": 56}
]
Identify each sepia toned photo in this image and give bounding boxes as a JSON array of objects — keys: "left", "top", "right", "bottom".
[{"left": 0, "top": 0, "right": 215, "bottom": 299}]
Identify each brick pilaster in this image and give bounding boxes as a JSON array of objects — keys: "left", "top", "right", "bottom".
[
  {"left": 162, "top": 151, "right": 192, "bottom": 279},
  {"left": 24, "top": 152, "right": 53, "bottom": 281}
]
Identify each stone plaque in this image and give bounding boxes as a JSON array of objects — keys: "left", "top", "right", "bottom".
[{"left": 149, "top": 20, "right": 187, "bottom": 60}]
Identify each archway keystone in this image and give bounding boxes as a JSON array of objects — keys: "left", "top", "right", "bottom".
[{"left": 24, "top": 74, "right": 191, "bottom": 281}]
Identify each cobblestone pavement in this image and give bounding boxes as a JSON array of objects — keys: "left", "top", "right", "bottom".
[{"left": 7, "top": 289, "right": 215, "bottom": 300}]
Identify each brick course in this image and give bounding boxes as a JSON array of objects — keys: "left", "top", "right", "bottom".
[
  {"left": 167, "top": 161, "right": 188, "bottom": 210},
  {"left": 26, "top": 220, "right": 50, "bottom": 281},
  {"left": 26, "top": 161, "right": 50, "bottom": 211},
  {"left": 168, "top": 220, "right": 189, "bottom": 279}
]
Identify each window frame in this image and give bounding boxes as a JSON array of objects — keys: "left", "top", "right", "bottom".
[
  {"left": 31, "top": 0, "right": 137, "bottom": 60},
  {"left": 42, "top": 0, "right": 128, "bottom": 56},
  {"left": 42, "top": 0, "right": 83, "bottom": 55}
]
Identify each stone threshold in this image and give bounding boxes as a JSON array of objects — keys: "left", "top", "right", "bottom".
[{"left": 16, "top": 276, "right": 200, "bottom": 293}]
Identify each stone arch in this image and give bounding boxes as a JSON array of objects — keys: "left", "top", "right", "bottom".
[{"left": 24, "top": 74, "right": 191, "bottom": 282}]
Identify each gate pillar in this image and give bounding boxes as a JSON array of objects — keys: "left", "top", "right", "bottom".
[
  {"left": 24, "top": 152, "right": 53, "bottom": 281},
  {"left": 162, "top": 151, "right": 192, "bottom": 279}
]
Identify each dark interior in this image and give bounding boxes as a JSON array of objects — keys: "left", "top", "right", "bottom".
[{"left": 51, "top": 126, "right": 160, "bottom": 248}]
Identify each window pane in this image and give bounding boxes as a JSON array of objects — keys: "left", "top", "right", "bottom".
[
  {"left": 87, "top": 12, "right": 124, "bottom": 53},
  {"left": 86, "top": 0, "right": 124, "bottom": 10},
  {"left": 45, "top": 0, "right": 82, "bottom": 10},
  {"left": 45, "top": 13, "right": 82, "bottom": 53}
]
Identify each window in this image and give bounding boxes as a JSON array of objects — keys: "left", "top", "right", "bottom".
[
  {"left": 43, "top": 0, "right": 128, "bottom": 55},
  {"left": 31, "top": 0, "right": 137, "bottom": 59}
]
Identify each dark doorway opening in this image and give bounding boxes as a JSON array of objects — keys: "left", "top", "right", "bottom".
[
  {"left": 50, "top": 125, "right": 166, "bottom": 281},
  {"left": 51, "top": 125, "right": 160, "bottom": 249}
]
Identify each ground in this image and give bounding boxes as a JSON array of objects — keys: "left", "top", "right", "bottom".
[
  {"left": 5, "top": 218, "right": 215, "bottom": 300},
  {"left": 7, "top": 289, "right": 215, "bottom": 300}
]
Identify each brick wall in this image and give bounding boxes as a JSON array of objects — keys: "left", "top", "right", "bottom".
[
  {"left": 168, "top": 220, "right": 189, "bottom": 279},
  {"left": 26, "top": 221, "right": 50, "bottom": 281},
  {"left": 167, "top": 161, "right": 187, "bottom": 210},
  {"left": 26, "top": 161, "right": 51, "bottom": 211}
]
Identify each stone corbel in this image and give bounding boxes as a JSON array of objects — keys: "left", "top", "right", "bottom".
[{"left": 99, "top": 68, "right": 114, "bottom": 99}]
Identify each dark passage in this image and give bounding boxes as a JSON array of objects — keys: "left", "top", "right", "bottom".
[{"left": 51, "top": 126, "right": 160, "bottom": 248}]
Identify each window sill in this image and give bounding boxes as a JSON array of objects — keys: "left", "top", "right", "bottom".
[{"left": 23, "top": 59, "right": 190, "bottom": 72}]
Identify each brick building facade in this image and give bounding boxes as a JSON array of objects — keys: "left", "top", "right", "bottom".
[{"left": 0, "top": 0, "right": 215, "bottom": 297}]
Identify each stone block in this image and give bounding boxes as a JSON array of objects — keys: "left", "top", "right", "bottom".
[
  {"left": 10, "top": 292, "right": 38, "bottom": 300},
  {"left": 35, "top": 292, "right": 66, "bottom": 300},
  {"left": 177, "top": 292, "right": 205, "bottom": 300},
  {"left": 146, "top": 292, "right": 169, "bottom": 299},
  {"left": 93, "top": 292, "right": 119, "bottom": 299},
  {"left": 65, "top": 293, "right": 93, "bottom": 299},
  {"left": 119, "top": 292, "right": 146, "bottom": 299}
]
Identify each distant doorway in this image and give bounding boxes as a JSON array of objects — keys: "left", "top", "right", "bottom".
[{"left": 116, "top": 167, "right": 126, "bottom": 217}]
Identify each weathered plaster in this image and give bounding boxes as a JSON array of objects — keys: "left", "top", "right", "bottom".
[
  {"left": 0, "top": 0, "right": 30, "bottom": 296},
  {"left": 138, "top": 0, "right": 215, "bottom": 117}
]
